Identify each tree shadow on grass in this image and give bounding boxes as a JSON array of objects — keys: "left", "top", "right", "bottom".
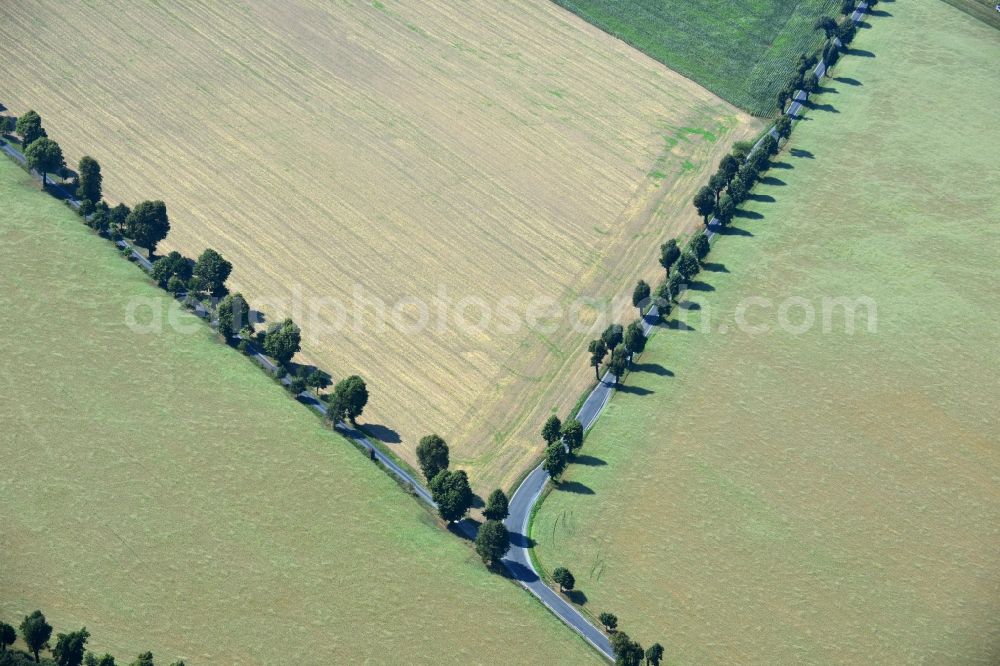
[
  {"left": 470, "top": 493, "right": 485, "bottom": 509},
  {"left": 666, "top": 319, "right": 697, "bottom": 331},
  {"left": 815, "top": 85, "right": 839, "bottom": 94},
  {"left": 364, "top": 423, "right": 401, "bottom": 444},
  {"left": 760, "top": 176, "right": 786, "bottom": 187},
  {"left": 847, "top": 48, "right": 876, "bottom": 58},
  {"left": 678, "top": 300, "right": 701, "bottom": 311},
  {"left": 801, "top": 99, "right": 839, "bottom": 113},
  {"left": 834, "top": 76, "right": 862, "bottom": 87},
  {"left": 769, "top": 161, "right": 793, "bottom": 170},
  {"left": 555, "top": 480, "right": 595, "bottom": 495},
  {"left": 565, "top": 589, "right": 588, "bottom": 606},
  {"left": 790, "top": 148, "right": 815, "bottom": 158},
  {"left": 687, "top": 280, "right": 715, "bottom": 292},
  {"left": 616, "top": 384, "right": 653, "bottom": 396},
  {"left": 450, "top": 518, "right": 480, "bottom": 542},
  {"left": 869, "top": 9, "right": 892, "bottom": 17},
  {"left": 573, "top": 454, "right": 607, "bottom": 467},
  {"left": 632, "top": 361, "right": 673, "bottom": 376},
  {"left": 716, "top": 225, "right": 753, "bottom": 237},
  {"left": 702, "top": 261, "right": 729, "bottom": 272},
  {"left": 734, "top": 208, "right": 764, "bottom": 219},
  {"left": 748, "top": 193, "right": 776, "bottom": 202}
]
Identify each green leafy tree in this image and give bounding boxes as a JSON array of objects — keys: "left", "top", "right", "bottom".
[
  {"left": 693, "top": 186, "right": 715, "bottom": 222},
  {"left": 677, "top": 252, "right": 700, "bottom": 281},
  {"left": 329, "top": 375, "right": 368, "bottom": 423},
  {"left": 601, "top": 323, "right": 623, "bottom": 350},
  {"left": 24, "top": 137, "right": 64, "bottom": 187},
  {"left": 645, "top": 643, "right": 665, "bottom": 666},
  {"left": 666, "top": 271, "right": 685, "bottom": 302},
  {"left": 128, "top": 653, "right": 154, "bottom": 666},
  {"left": 76, "top": 156, "right": 102, "bottom": 203},
  {"left": 262, "top": 318, "right": 301, "bottom": 366},
  {"left": 692, "top": 232, "right": 710, "bottom": 260},
  {"left": 728, "top": 177, "right": 747, "bottom": 205},
  {"left": 53, "top": 628, "right": 90, "bottom": 666},
  {"left": 611, "top": 633, "right": 644, "bottom": 666},
  {"left": 192, "top": 249, "right": 232, "bottom": 296},
  {"left": 484, "top": 488, "right": 509, "bottom": 521},
  {"left": 623, "top": 321, "right": 646, "bottom": 360},
  {"left": 474, "top": 519, "right": 510, "bottom": 566},
  {"left": 429, "top": 469, "right": 473, "bottom": 522},
  {"left": 608, "top": 344, "right": 628, "bottom": 383},
  {"left": 631, "top": 280, "right": 650, "bottom": 314},
  {"left": 837, "top": 20, "right": 856, "bottom": 46},
  {"left": 150, "top": 251, "right": 192, "bottom": 288},
  {"left": 840, "top": 0, "right": 855, "bottom": 15},
  {"left": 166, "top": 275, "right": 185, "bottom": 295},
  {"left": 802, "top": 71, "right": 819, "bottom": 94},
  {"left": 731, "top": 140, "right": 753, "bottom": 162},
  {"left": 15, "top": 110, "right": 46, "bottom": 148},
  {"left": 761, "top": 134, "right": 779, "bottom": 157},
  {"left": 108, "top": 203, "right": 130, "bottom": 232},
  {"left": 599, "top": 612, "right": 618, "bottom": 633},
  {"left": 83, "top": 654, "right": 117, "bottom": 666},
  {"left": 707, "top": 172, "right": 727, "bottom": 201},
  {"left": 738, "top": 162, "right": 759, "bottom": 189},
  {"left": 774, "top": 115, "right": 792, "bottom": 139},
  {"left": 551, "top": 567, "right": 575, "bottom": 593},
  {"left": 542, "top": 441, "right": 567, "bottom": 480},
  {"left": 20, "top": 610, "right": 52, "bottom": 663},
  {"left": 0, "top": 622, "right": 15, "bottom": 652},
  {"left": 588, "top": 338, "right": 607, "bottom": 380},
  {"left": 561, "top": 418, "right": 584, "bottom": 454},
  {"left": 124, "top": 200, "right": 170, "bottom": 255},
  {"left": 416, "top": 434, "right": 449, "bottom": 482},
  {"left": 216, "top": 293, "right": 250, "bottom": 340},
  {"left": 304, "top": 368, "right": 331, "bottom": 392},
  {"left": 541, "top": 414, "right": 562, "bottom": 445},
  {"left": 659, "top": 239, "right": 680, "bottom": 276},
  {"left": 814, "top": 15, "right": 838, "bottom": 38},
  {"left": 715, "top": 193, "right": 736, "bottom": 226},
  {"left": 718, "top": 154, "right": 739, "bottom": 183},
  {"left": 777, "top": 88, "right": 790, "bottom": 113}
]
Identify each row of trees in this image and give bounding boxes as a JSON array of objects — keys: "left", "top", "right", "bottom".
[
  {"left": 6, "top": 107, "right": 375, "bottom": 432},
  {"left": 0, "top": 611, "right": 179, "bottom": 666}
]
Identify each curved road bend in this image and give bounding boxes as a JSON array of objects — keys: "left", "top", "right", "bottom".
[{"left": 502, "top": 3, "right": 869, "bottom": 658}]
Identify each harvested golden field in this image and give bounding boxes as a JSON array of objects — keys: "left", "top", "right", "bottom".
[{"left": 0, "top": 0, "right": 759, "bottom": 492}]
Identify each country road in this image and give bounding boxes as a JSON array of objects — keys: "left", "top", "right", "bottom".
[
  {"left": 2, "top": 5, "right": 870, "bottom": 656},
  {"left": 501, "top": 2, "right": 869, "bottom": 660}
]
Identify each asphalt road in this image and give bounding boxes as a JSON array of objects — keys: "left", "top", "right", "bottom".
[
  {"left": 501, "top": 3, "right": 869, "bottom": 658},
  {"left": 3, "top": 7, "right": 871, "bottom": 654}
]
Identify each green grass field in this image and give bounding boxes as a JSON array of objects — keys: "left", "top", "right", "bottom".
[
  {"left": 551, "top": 0, "right": 841, "bottom": 115},
  {"left": 533, "top": 1, "right": 1000, "bottom": 663},
  {"left": 0, "top": 157, "right": 600, "bottom": 664}
]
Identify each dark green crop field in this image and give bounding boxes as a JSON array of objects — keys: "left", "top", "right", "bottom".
[{"left": 553, "top": 0, "right": 842, "bottom": 115}]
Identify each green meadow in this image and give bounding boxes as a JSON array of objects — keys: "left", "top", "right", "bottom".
[
  {"left": 533, "top": 2, "right": 1000, "bottom": 663},
  {"left": 0, "top": 156, "right": 599, "bottom": 664},
  {"left": 552, "top": 0, "right": 842, "bottom": 114}
]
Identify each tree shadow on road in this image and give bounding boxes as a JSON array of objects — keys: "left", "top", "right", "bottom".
[
  {"left": 500, "top": 559, "right": 539, "bottom": 583},
  {"left": 509, "top": 530, "right": 535, "bottom": 548}
]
